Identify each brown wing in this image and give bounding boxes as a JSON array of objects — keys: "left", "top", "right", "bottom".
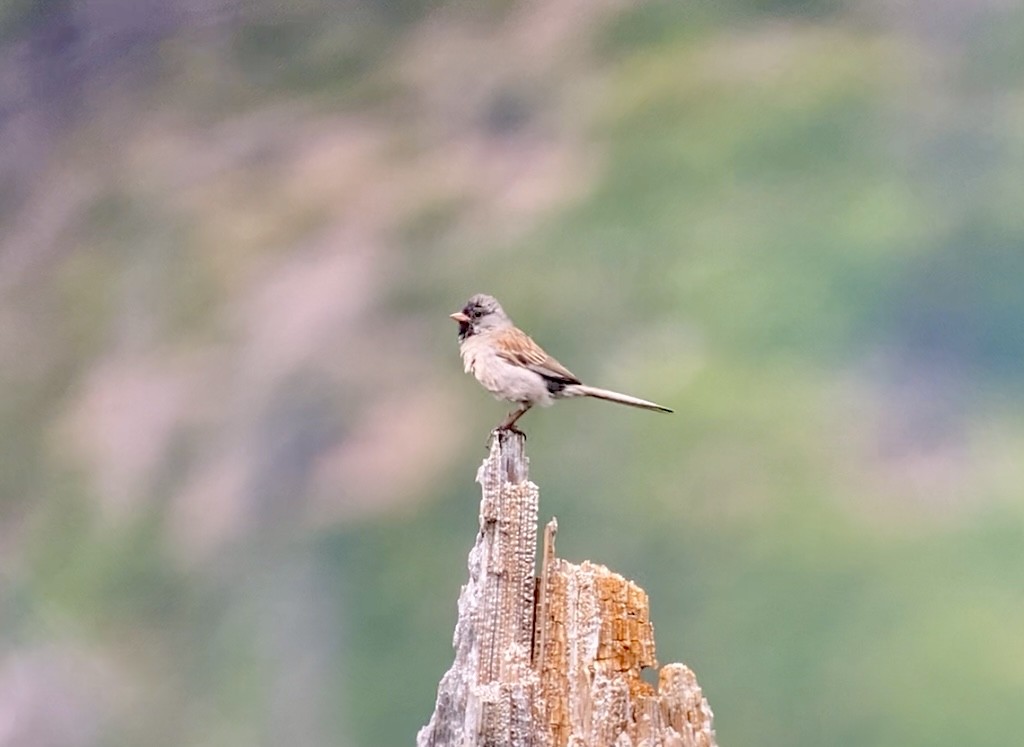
[{"left": 494, "top": 326, "right": 581, "bottom": 384}]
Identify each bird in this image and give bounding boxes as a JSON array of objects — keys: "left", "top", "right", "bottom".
[{"left": 449, "top": 293, "right": 672, "bottom": 434}]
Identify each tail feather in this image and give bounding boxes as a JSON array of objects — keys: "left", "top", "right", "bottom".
[{"left": 567, "top": 384, "right": 672, "bottom": 413}]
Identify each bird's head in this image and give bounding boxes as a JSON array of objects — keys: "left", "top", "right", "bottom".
[{"left": 450, "top": 294, "right": 509, "bottom": 341}]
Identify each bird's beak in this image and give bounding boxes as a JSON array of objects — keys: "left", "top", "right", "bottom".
[{"left": 449, "top": 311, "right": 470, "bottom": 323}]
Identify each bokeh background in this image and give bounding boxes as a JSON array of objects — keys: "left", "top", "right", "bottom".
[{"left": 3, "top": 1, "right": 1024, "bottom": 745}]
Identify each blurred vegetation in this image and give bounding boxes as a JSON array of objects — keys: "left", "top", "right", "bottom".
[{"left": 2, "top": 1, "right": 1024, "bottom": 746}]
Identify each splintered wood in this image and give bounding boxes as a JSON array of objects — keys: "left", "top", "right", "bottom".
[
  {"left": 417, "top": 432, "right": 543, "bottom": 747},
  {"left": 418, "top": 432, "right": 716, "bottom": 747}
]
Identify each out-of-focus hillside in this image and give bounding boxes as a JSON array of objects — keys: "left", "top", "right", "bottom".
[{"left": 2, "top": 1, "right": 1024, "bottom": 746}]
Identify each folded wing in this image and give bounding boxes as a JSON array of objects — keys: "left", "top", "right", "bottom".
[{"left": 495, "top": 327, "right": 581, "bottom": 386}]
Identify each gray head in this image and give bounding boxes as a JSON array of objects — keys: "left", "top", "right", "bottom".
[{"left": 449, "top": 293, "right": 511, "bottom": 341}]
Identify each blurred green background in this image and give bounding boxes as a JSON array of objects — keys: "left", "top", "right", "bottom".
[{"left": 2, "top": 1, "right": 1024, "bottom": 745}]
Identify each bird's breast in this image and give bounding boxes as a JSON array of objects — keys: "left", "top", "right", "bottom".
[
  {"left": 459, "top": 335, "right": 496, "bottom": 382},
  {"left": 459, "top": 335, "right": 509, "bottom": 395}
]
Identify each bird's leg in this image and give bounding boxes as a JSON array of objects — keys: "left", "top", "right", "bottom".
[{"left": 496, "top": 402, "right": 531, "bottom": 437}]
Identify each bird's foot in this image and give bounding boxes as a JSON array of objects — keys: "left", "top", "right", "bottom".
[
  {"left": 498, "top": 423, "right": 526, "bottom": 439},
  {"left": 487, "top": 423, "right": 526, "bottom": 449}
]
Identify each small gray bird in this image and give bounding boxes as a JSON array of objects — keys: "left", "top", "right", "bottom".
[{"left": 450, "top": 294, "right": 672, "bottom": 433}]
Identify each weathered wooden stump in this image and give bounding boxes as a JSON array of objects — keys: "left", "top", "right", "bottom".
[{"left": 418, "top": 430, "right": 716, "bottom": 747}]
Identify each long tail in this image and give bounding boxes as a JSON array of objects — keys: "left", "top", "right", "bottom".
[{"left": 566, "top": 384, "right": 673, "bottom": 413}]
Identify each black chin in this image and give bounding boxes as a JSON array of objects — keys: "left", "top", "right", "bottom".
[{"left": 457, "top": 321, "right": 473, "bottom": 341}]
